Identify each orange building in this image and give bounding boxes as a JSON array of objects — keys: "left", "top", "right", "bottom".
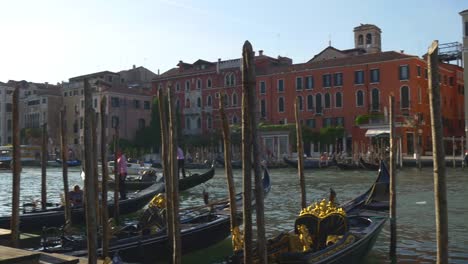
[{"left": 153, "top": 24, "right": 464, "bottom": 156}]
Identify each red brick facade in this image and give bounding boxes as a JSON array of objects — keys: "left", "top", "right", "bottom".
[{"left": 153, "top": 26, "right": 465, "bottom": 155}]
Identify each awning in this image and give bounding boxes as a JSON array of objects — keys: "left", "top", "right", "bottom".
[{"left": 365, "top": 128, "right": 390, "bottom": 137}]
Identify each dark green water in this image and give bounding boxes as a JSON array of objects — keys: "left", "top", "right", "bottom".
[{"left": 0, "top": 166, "right": 467, "bottom": 263}]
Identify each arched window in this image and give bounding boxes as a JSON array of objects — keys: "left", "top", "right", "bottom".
[
  {"left": 366, "top": 33, "right": 372, "bottom": 44},
  {"left": 278, "top": 97, "right": 284, "bottom": 112},
  {"left": 197, "top": 117, "right": 201, "bottom": 128},
  {"left": 185, "top": 80, "right": 190, "bottom": 91},
  {"left": 358, "top": 34, "right": 363, "bottom": 45},
  {"left": 223, "top": 94, "right": 229, "bottom": 107},
  {"left": 197, "top": 97, "right": 201, "bottom": 107},
  {"left": 207, "top": 95, "right": 212, "bottom": 106},
  {"left": 232, "top": 92, "right": 238, "bottom": 106},
  {"left": 207, "top": 115, "right": 212, "bottom": 129},
  {"left": 307, "top": 95, "right": 314, "bottom": 111},
  {"left": 297, "top": 96, "right": 303, "bottom": 111},
  {"left": 138, "top": 118, "right": 145, "bottom": 129},
  {"left": 335, "top": 92, "right": 342, "bottom": 108},
  {"left": 185, "top": 98, "right": 190, "bottom": 108},
  {"left": 324, "top": 93, "right": 331, "bottom": 108},
  {"left": 230, "top": 74, "right": 236, "bottom": 86},
  {"left": 207, "top": 78, "right": 212, "bottom": 88},
  {"left": 186, "top": 118, "right": 191, "bottom": 129},
  {"left": 356, "top": 90, "right": 364, "bottom": 107},
  {"left": 316, "top": 93, "right": 322, "bottom": 113},
  {"left": 401, "top": 86, "right": 410, "bottom": 109},
  {"left": 197, "top": 79, "right": 202, "bottom": 89},
  {"left": 371, "top": 88, "right": 380, "bottom": 111},
  {"left": 232, "top": 115, "right": 238, "bottom": 124}
]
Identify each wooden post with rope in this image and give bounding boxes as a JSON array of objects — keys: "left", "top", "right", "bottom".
[
  {"left": 41, "top": 122, "right": 48, "bottom": 210},
  {"left": 389, "top": 95, "right": 397, "bottom": 260},
  {"left": 100, "top": 97, "right": 110, "bottom": 258},
  {"left": 219, "top": 98, "right": 240, "bottom": 250},
  {"left": 294, "top": 97, "right": 307, "bottom": 209},
  {"left": 84, "top": 79, "right": 98, "bottom": 264},
  {"left": 60, "top": 109, "right": 71, "bottom": 227},
  {"left": 10, "top": 85, "right": 21, "bottom": 247},
  {"left": 241, "top": 41, "right": 253, "bottom": 263},
  {"left": 428, "top": 40, "right": 448, "bottom": 264}
]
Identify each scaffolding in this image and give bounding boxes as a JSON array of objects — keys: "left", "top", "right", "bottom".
[{"left": 438, "top": 42, "right": 462, "bottom": 65}]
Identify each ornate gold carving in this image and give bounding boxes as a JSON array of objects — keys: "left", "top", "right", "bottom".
[
  {"left": 297, "top": 224, "right": 313, "bottom": 252},
  {"left": 149, "top": 193, "right": 166, "bottom": 209},
  {"left": 326, "top": 235, "right": 343, "bottom": 246},
  {"left": 299, "top": 199, "right": 346, "bottom": 218},
  {"left": 231, "top": 226, "right": 244, "bottom": 251},
  {"left": 309, "top": 235, "right": 355, "bottom": 262}
]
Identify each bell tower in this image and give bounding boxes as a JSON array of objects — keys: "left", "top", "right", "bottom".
[{"left": 354, "top": 24, "right": 382, "bottom": 53}]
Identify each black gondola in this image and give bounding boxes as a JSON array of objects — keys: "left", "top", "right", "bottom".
[
  {"left": 215, "top": 157, "right": 243, "bottom": 169},
  {"left": 229, "top": 161, "right": 389, "bottom": 264},
  {"left": 358, "top": 157, "right": 380, "bottom": 170},
  {"left": 40, "top": 167, "right": 272, "bottom": 263},
  {"left": 283, "top": 157, "right": 330, "bottom": 169},
  {"left": 108, "top": 165, "right": 215, "bottom": 191},
  {"left": 0, "top": 182, "right": 165, "bottom": 232}
]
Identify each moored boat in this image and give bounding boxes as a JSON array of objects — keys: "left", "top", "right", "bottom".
[
  {"left": 359, "top": 157, "right": 380, "bottom": 170},
  {"left": 0, "top": 182, "right": 165, "bottom": 232},
  {"left": 283, "top": 157, "right": 329, "bottom": 169},
  {"left": 228, "top": 161, "right": 389, "bottom": 264},
  {"left": 108, "top": 165, "right": 216, "bottom": 191}
]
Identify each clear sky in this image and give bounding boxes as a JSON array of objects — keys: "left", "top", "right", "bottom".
[{"left": 0, "top": 0, "right": 466, "bottom": 84}]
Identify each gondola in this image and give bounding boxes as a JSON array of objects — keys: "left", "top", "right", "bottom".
[
  {"left": 358, "top": 157, "right": 379, "bottom": 170},
  {"left": 215, "top": 157, "right": 243, "bottom": 169},
  {"left": 229, "top": 161, "right": 389, "bottom": 264},
  {"left": 335, "top": 161, "right": 363, "bottom": 170},
  {"left": 108, "top": 165, "right": 215, "bottom": 191},
  {"left": 283, "top": 157, "right": 330, "bottom": 169},
  {"left": 55, "top": 159, "right": 82, "bottom": 167},
  {"left": 0, "top": 182, "right": 165, "bottom": 232},
  {"left": 39, "top": 167, "right": 272, "bottom": 263}
]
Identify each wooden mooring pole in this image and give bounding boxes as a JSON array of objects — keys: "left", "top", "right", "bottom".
[
  {"left": 113, "top": 127, "right": 120, "bottom": 223},
  {"left": 41, "top": 122, "right": 48, "bottom": 210},
  {"left": 294, "top": 97, "right": 307, "bottom": 209},
  {"left": 92, "top": 112, "right": 100, "bottom": 227},
  {"left": 241, "top": 42, "right": 253, "bottom": 263},
  {"left": 60, "top": 109, "right": 71, "bottom": 227},
  {"left": 84, "top": 79, "right": 98, "bottom": 264},
  {"left": 168, "top": 87, "right": 181, "bottom": 264},
  {"left": 10, "top": 85, "right": 21, "bottom": 247},
  {"left": 428, "top": 40, "right": 448, "bottom": 264},
  {"left": 244, "top": 41, "right": 267, "bottom": 264},
  {"left": 452, "top": 136, "right": 456, "bottom": 168},
  {"left": 219, "top": 98, "right": 240, "bottom": 250},
  {"left": 389, "top": 95, "right": 397, "bottom": 260},
  {"left": 158, "top": 89, "right": 174, "bottom": 258},
  {"left": 100, "top": 97, "right": 110, "bottom": 258}
]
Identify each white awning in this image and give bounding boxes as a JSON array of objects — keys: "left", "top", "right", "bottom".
[{"left": 365, "top": 128, "right": 390, "bottom": 137}]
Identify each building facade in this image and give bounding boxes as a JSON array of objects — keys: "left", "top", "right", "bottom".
[
  {"left": 62, "top": 68, "right": 154, "bottom": 159},
  {"left": 153, "top": 24, "right": 465, "bottom": 157},
  {"left": 0, "top": 82, "right": 14, "bottom": 145}
]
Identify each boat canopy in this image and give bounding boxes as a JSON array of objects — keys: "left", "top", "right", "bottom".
[{"left": 365, "top": 128, "right": 390, "bottom": 137}]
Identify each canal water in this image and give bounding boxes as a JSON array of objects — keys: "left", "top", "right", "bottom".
[{"left": 0, "top": 166, "right": 467, "bottom": 263}]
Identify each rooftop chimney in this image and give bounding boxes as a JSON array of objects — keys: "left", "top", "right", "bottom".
[
  {"left": 259, "top": 50, "right": 264, "bottom": 56},
  {"left": 217, "top": 58, "right": 221, "bottom": 74}
]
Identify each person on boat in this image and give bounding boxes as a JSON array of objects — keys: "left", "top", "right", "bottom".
[
  {"left": 117, "top": 150, "right": 128, "bottom": 200},
  {"left": 69, "top": 185, "right": 83, "bottom": 206},
  {"left": 177, "top": 146, "right": 186, "bottom": 178}
]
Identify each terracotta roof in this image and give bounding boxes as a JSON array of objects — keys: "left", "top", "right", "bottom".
[
  {"left": 69, "top": 71, "right": 118, "bottom": 82},
  {"left": 258, "top": 51, "right": 416, "bottom": 76},
  {"left": 459, "top": 9, "right": 468, "bottom": 15}
]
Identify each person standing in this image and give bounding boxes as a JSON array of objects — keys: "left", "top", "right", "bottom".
[
  {"left": 177, "top": 146, "right": 186, "bottom": 178},
  {"left": 117, "top": 150, "right": 128, "bottom": 199}
]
